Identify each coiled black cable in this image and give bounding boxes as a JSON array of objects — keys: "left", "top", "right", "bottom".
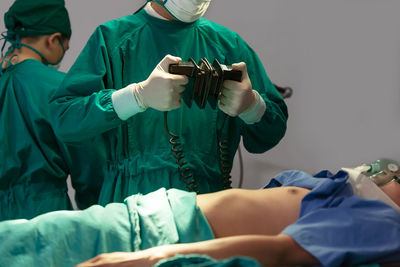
[
  {"left": 217, "top": 114, "right": 232, "bottom": 189},
  {"left": 164, "top": 111, "right": 199, "bottom": 193}
]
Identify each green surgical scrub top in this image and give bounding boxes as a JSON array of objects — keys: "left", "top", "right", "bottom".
[
  {"left": 0, "top": 59, "right": 73, "bottom": 220},
  {"left": 51, "top": 9, "right": 288, "bottom": 205},
  {"left": 0, "top": 59, "right": 103, "bottom": 217}
]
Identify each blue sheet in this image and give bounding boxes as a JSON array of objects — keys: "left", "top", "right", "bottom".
[{"left": 265, "top": 170, "right": 400, "bottom": 266}]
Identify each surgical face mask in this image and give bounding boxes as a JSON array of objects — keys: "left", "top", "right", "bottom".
[
  {"left": 47, "top": 36, "right": 66, "bottom": 67},
  {"left": 152, "top": 0, "right": 211, "bottom": 23}
]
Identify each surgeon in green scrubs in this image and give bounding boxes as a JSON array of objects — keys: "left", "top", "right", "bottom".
[
  {"left": 51, "top": 0, "right": 288, "bottom": 205},
  {"left": 0, "top": 0, "right": 99, "bottom": 220}
]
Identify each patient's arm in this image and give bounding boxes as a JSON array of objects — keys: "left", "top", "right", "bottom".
[
  {"left": 77, "top": 234, "right": 319, "bottom": 267},
  {"left": 155, "top": 234, "right": 320, "bottom": 266},
  {"left": 78, "top": 187, "right": 315, "bottom": 267}
]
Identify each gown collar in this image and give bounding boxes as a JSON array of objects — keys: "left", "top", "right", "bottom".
[{"left": 137, "top": 8, "right": 200, "bottom": 30}]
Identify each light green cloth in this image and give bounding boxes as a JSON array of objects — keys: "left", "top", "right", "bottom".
[
  {"left": 4, "top": 0, "right": 71, "bottom": 38},
  {"left": 50, "top": 9, "right": 288, "bottom": 205},
  {"left": 0, "top": 188, "right": 214, "bottom": 267}
]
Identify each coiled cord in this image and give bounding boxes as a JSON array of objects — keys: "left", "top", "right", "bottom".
[
  {"left": 217, "top": 114, "right": 232, "bottom": 189},
  {"left": 164, "top": 112, "right": 199, "bottom": 193}
]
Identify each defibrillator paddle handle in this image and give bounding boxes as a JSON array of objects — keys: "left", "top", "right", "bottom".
[
  {"left": 221, "top": 65, "right": 242, "bottom": 82},
  {"left": 168, "top": 59, "right": 242, "bottom": 82},
  {"left": 168, "top": 58, "right": 242, "bottom": 109},
  {"left": 168, "top": 61, "right": 197, "bottom": 77}
]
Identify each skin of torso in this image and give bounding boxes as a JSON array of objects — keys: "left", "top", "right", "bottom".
[{"left": 197, "top": 187, "right": 311, "bottom": 238}]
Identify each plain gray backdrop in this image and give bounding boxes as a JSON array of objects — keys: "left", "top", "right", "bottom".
[{"left": 1, "top": 0, "right": 400, "bottom": 191}]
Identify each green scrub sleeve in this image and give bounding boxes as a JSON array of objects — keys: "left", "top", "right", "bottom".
[
  {"left": 50, "top": 27, "right": 122, "bottom": 143},
  {"left": 238, "top": 39, "right": 288, "bottom": 153}
]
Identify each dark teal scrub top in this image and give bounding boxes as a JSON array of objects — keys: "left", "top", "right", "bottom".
[{"left": 0, "top": 59, "right": 72, "bottom": 220}]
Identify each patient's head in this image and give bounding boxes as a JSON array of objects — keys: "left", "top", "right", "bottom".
[
  {"left": 367, "top": 164, "right": 400, "bottom": 207},
  {"left": 380, "top": 180, "right": 400, "bottom": 207}
]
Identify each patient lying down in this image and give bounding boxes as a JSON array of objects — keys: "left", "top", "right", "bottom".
[{"left": 1, "top": 168, "right": 399, "bottom": 267}]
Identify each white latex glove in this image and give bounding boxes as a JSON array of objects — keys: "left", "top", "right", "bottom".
[
  {"left": 218, "top": 62, "right": 257, "bottom": 117},
  {"left": 135, "top": 54, "right": 189, "bottom": 111}
]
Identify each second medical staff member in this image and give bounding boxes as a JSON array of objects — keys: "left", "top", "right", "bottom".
[
  {"left": 51, "top": 0, "right": 288, "bottom": 205},
  {"left": 0, "top": 0, "right": 74, "bottom": 220}
]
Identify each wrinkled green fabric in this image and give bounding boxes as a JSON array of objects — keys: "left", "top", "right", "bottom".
[
  {"left": 0, "top": 59, "right": 101, "bottom": 220},
  {"left": 4, "top": 0, "right": 71, "bottom": 38},
  {"left": 51, "top": 9, "right": 288, "bottom": 205},
  {"left": 154, "top": 253, "right": 384, "bottom": 267},
  {"left": 155, "top": 255, "right": 262, "bottom": 267},
  {"left": 0, "top": 188, "right": 214, "bottom": 267}
]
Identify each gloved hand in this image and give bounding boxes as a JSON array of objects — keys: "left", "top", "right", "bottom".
[
  {"left": 134, "top": 54, "right": 189, "bottom": 111},
  {"left": 218, "top": 62, "right": 256, "bottom": 117}
]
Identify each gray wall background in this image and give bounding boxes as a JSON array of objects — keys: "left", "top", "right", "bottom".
[{"left": 1, "top": 0, "right": 400, "bottom": 191}]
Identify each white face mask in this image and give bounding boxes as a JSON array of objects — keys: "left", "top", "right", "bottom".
[{"left": 153, "top": 0, "right": 211, "bottom": 23}]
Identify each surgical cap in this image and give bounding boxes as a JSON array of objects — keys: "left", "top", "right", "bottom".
[{"left": 4, "top": 0, "right": 71, "bottom": 38}]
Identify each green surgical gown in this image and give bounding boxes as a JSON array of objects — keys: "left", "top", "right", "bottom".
[
  {"left": 0, "top": 59, "right": 102, "bottom": 220},
  {"left": 51, "top": 10, "right": 288, "bottom": 205},
  {"left": 0, "top": 59, "right": 73, "bottom": 220}
]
